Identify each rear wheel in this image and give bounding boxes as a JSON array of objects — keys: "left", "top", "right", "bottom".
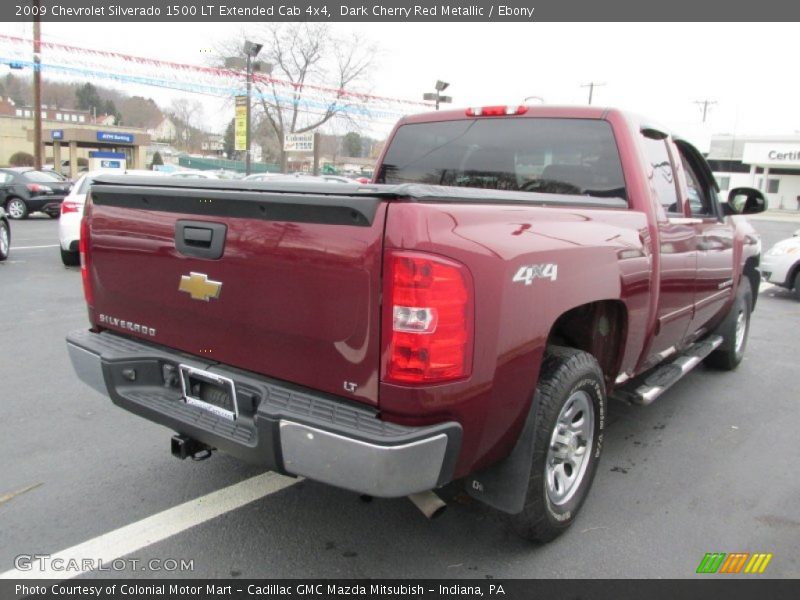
[
  {"left": 5, "top": 198, "right": 28, "bottom": 220},
  {"left": 705, "top": 280, "right": 752, "bottom": 370},
  {"left": 505, "top": 346, "right": 605, "bottom": 543},
  {"left": 0, "top": 220, "right": 9, "bottom": 261},
  {"left": 60, "top": 247, "right": 80, "bottom": 267}
]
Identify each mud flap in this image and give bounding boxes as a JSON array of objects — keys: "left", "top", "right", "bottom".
[{"left": 463, "top": 392, "right": 539, "bottom": 514}]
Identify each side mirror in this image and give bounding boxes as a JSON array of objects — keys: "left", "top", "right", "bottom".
[{"left": 725, "top": 187, "right": 767, "bottom": 215}]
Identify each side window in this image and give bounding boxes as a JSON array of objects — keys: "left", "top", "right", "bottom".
[
  {"left": 642, "top": 137, "right": 680, "bottom": 215},
  {"left": 680, "top": 154, "right": 713, "bottom": 217}
]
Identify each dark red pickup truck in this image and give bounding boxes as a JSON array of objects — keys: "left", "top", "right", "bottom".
[{"left": 67, "top": 105, "right": 765, "bottom": 542}]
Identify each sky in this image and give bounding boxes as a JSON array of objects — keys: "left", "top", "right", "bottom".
[{"left": 3, "top": 21, "right": 798, "bottom": 148}]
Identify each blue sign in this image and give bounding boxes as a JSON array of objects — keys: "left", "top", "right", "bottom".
[
  {"left": 51, "top": 130, "right": 64, "bottom": 140},
  {"left": 89, "top": 151, "right": 126, "bottom": 159},
  {"left": 96, "top": 131, "right": 134, "bottom": 144},
  {"left": 100, "top": 160, "right": 122, "bottom": 169}
]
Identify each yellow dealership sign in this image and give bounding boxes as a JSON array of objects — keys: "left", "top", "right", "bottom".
[{"left": 234, "top": 96, "right": 247, "bottom": 152}]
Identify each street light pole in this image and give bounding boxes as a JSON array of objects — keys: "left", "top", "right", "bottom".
[
  {"left": 241, "top": 40, "right": 263, "bottom": 177},
  {"left": 226, "top": 42, "right": 268, "bottom": 176},
  {"left": 423, "top": 80, "right": 452, "bottom": 110},
  {"left": 245, "top": 51, "right": 252, "bottom": 176}
]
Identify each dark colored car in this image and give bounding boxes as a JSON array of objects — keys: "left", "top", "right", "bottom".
[
  {"left": 0, "top": 168, "right": 73, "bottom": 219},
  {"left": 0, "top": 206, "right": 9, "bottom": 261}
]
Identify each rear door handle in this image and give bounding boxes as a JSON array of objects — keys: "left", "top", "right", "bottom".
[
  {"left": 175, "top": 220, "right": 227, "bottom": 260},
  {"left": 183, "top": 227, "right": 213, "bottom": 247}
]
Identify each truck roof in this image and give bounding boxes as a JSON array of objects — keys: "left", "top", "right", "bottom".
[
  {"left": 395, "top": 105, "right": 673, "bottom": 151},
  {"left": 399, "top": 104, "right": 616, "bottom": 125}
]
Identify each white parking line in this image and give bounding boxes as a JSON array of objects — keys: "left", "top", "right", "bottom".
[
  {"left": 0, "top": 472, "right": 299, "bottom": 580},
  {"left": 9, "top": 244, "right": 60, "bottom": 250},
  {"left": 760, "top": 282, "right": 775, "bottom": 292}
]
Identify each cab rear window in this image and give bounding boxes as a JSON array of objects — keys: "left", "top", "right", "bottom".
[{"left": 377, "top": 118, "right": 627, "bottom": 202}]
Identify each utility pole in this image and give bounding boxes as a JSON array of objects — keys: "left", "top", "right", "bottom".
[
  {"left": 694, "top": 99, "right": 717, "bottom": 123},
  {"left": 581, "top": 82, "right": 605, "bottom": 105},
  {"left": 33, "top": 0, "right": 43, "bottom": 170}
]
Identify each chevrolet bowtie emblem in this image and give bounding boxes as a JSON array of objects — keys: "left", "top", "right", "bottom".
[{"left": 178, "top": 272, "right": 222, "bottom": 302}]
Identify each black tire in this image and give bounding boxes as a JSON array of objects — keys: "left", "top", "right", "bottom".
[
  {"left": 505, "top": 346, "right": 606, "bottom": 543},
  {"left": 48, "top": 212, "right": 60, "bottom": 219},
  {"left": 60, "top": 247, "right": 80, "bottom": 267},
  {"left": 0, "top": 220, "right": 9, "bottom": 261},
  {"left": 705, "top": 280, "right": 752, "bottom": 370},
  {"left": 5, "top": 197, "right": 28, "bottom": 220},
  {"left": 792, "top": 271, "right": 800, "bottom": 302}
]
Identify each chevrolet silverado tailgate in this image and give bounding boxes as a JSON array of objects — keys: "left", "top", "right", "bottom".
[{"left": 85, "top": 177, "right": 388, "bottom": 406}]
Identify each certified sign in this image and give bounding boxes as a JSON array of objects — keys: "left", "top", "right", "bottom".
[
  {"left": 742, "top": 143, "right": 800, "bottom": 167},
  {"left": 284, "top": 133, "right": 314, "bottom": 152},
  {"left": 50, "top": 130, "right": 64, "bottom": 140}
]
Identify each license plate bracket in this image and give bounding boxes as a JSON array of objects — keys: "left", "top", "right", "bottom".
[{"left": 178, "top": 365, "right": 238, "bottom": 421}]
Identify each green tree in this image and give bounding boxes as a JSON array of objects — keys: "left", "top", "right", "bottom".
[
  {"left": 223, "top": 118, "right": 236, "bottom": 159},
  {"left": 342, "top": 132, "right": 362, "bottom": 157},
  {"left": 9, "top": 151, "right": 34, "bottom": 167},
  {"left": 75, "top": 83, "right": 102, "bottom": 114},
  {"left": 103, "top": 99, "right": 122, "bottom": 125},
  {"left": 149, "top": 151, "right": 164, "bottom": 169}
]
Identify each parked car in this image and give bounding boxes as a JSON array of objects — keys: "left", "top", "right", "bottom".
[
  {"left": 0, "top": 168, "right": 73, "bottom": 219},
  {"left": 0, "top": 207, "right": 9, "bottom": 261},
  {"left": 241, "top": 173, "right": 287, "bottom": 182},
  {"left": 168, "top": 170, "right": 219, "bottom": 180},
  {"left": 242, "top": 173, "right": 352, "bottom": 184},
  {"left": 58, "top": 169, "right": 167, "bottom": 266},
  {"left": 67, "top": 105, "right": 765, "bottom": 543},
  {"left": 761, "top": 234, "right": 800, "bottom": 300}
]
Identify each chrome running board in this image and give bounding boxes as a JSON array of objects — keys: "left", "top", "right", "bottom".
[{"left": 612, "top": 335, "right": 723, "bottom": 406}]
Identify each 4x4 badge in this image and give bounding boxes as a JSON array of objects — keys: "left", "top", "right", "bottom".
[{"left": 179, "top": 272, "right": 222, "bottom": 302}]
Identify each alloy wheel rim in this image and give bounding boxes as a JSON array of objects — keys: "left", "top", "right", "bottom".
[
  {"left": 7, "top": 200, "right": 24, "bottom": 219},
  {"left": 734, "top": 309, "right": 747, "bottom": 354},
  {"left": 546, "top": 390, "right": 595, "bottom": 506}
]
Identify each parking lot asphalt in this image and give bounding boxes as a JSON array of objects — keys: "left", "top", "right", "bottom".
[{"left": 1, "top": 216, "right": 798, "bottom": 580}]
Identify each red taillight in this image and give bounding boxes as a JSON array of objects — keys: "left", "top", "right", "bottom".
[
  {"left": 61, "top": 200, "right": 81, "bottom": 215},
  {"left": 466, "top": 105, "right": 528, "bottom": 117},
  {"left": 26, "top": 183, "right": 42, "bottom": 193},
  {"left": 383, "top": 251, "right": 473, "bottom": 384},
  {"left": 79, "top": 214, "right": 93, "bottom": 307}
]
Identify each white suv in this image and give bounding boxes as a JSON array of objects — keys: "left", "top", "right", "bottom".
[{"left": 58, "top": 170, "right": 165, "bottom": 266}]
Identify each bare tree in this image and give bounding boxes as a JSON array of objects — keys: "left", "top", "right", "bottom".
[
  {"left": 119, "top": 96, "right": 163, "bottom": 129},
  {"left": 168, "top": 98, "right": 204, "bottom": 150},
  {"left": 218, "top": 24, "right": 375, "bottom": 171}
]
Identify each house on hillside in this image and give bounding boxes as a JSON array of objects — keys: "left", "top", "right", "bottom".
[
  {"left": 148, "top": 117, "right": 177, "bottom": 142},
  {"left": 92, "top": 113, "right": 116, "bottom": 126}
]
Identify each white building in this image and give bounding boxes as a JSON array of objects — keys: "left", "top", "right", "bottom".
[
  {"left": 708, "top": 134, "right": 800, "bottom": 211},
  {"left": 148, "top": 117, "right": 177, "bottom": 142}
]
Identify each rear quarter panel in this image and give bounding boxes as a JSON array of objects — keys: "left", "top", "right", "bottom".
[{"left": 380, "top": 202, "right": 651, "bottom": 476}]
